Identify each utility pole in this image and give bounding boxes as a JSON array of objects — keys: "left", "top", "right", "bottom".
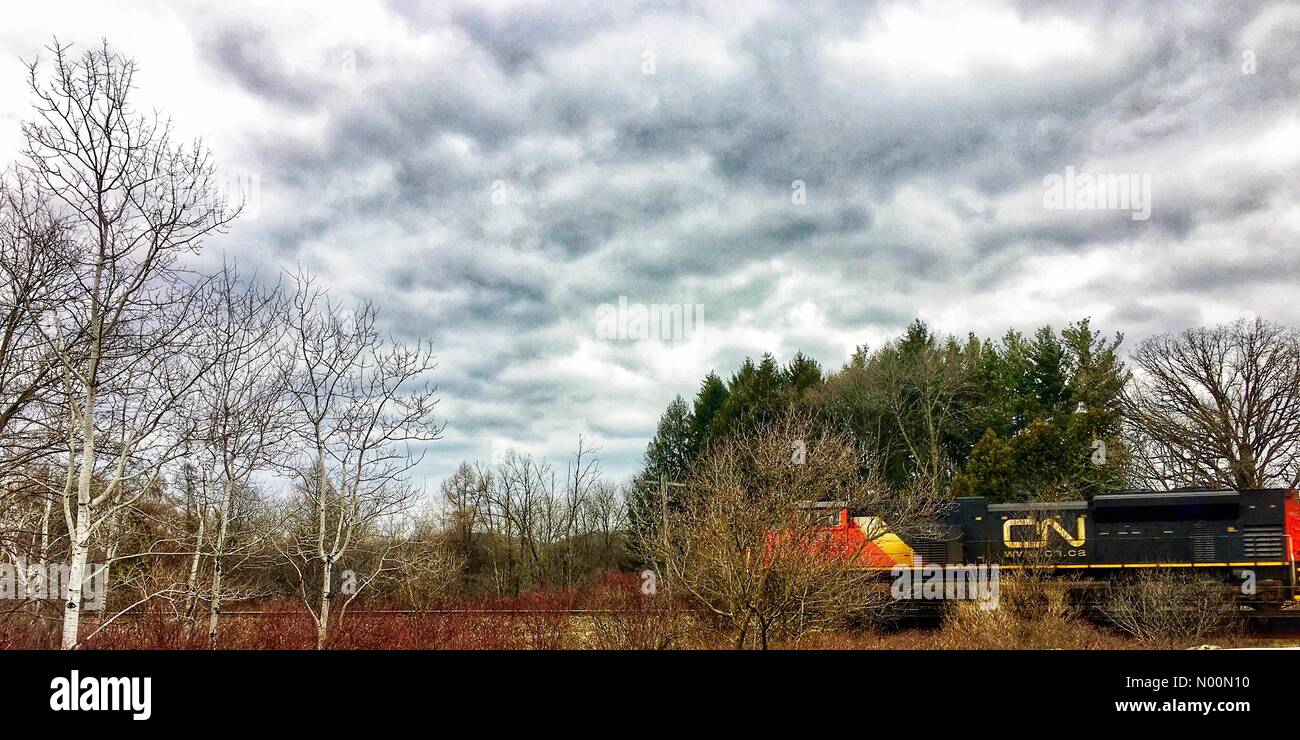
[
  {"left": 660, "top": 475, "right": 670, "bottom": 600},
  {"left": 658, "top": 475, "right": 686, "bottom": 601}
]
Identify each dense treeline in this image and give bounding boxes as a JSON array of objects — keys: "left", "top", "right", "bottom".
[
  {"left": 436, "top": 442, "right": 629, "bottom": 597},
  {"left": 631, "top": 319, "right": 1128, "bottom": 535},
  {"left": 630, "top": 315, "right": 1300, "bottom": 551}
]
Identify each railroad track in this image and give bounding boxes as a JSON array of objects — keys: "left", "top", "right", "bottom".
[
  {"left": 107, "top": 607, "right": 1300, "bottom": 638},
  {"left": 209, "top": 608, "right": 686, "bottom": 616}
]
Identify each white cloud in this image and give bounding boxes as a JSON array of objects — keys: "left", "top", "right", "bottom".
[{"left": 827, "top": 0, "right": 1096, "bottom": 81}]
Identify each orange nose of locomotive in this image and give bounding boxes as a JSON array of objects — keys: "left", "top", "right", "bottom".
[{"left": 1287, "top": 490, "right": 1300, "bottom": 597}]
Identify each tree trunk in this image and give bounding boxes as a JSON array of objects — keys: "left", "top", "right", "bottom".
[
  {"left": 61, "top": 391, "right": 96, "bottom": 650},
  {"left": 184, "top": 509, "right": 206, "bottom": 623},
  {"left": 318, "top": 557, "right": 333, "bottom": 649},
  {"left": 207, "top": 480, "right": 232, "bottom": 649},
  {"left": 40, "top": 499, "right": 51, "bottom": 560}
]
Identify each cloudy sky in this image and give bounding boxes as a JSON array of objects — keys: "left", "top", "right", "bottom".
[{"left": 1, "top": 0, "right": 1297, "bottom": 487}]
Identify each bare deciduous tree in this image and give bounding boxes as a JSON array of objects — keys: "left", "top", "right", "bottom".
[
  {"left": 438, "top": 461, "right": 490, "bottom": 592},
  {"left": 1125, "top": 317, "right": 1300, "bottom": 489},
  {"left": 0, "top": 171, "right": 73, "bottom": 471},
  {"left": 0, "top": 172, "right": 74, "bottom": 607},
  {"left": 18, "top": 40, "right": 237, "bottom": 648},
  {"left": 652, "top": 412, "right": 944, "bottom": 649},
  {"left": 279, "top": 270, "right": 444, "bottom": 648},
  {"left": 188, "top": 261, "right": 289, "bottom": 646},
  {"left": 488, "top": 449, "right": 556, "bottom": 593}
]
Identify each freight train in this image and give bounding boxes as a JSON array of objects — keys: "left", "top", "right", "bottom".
[{"left": 806, "top": 488, "right": 1300, "bottom": 606}]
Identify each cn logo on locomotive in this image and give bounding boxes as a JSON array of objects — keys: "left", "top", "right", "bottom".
[{"left": 1002, "top": 516, "right": 1087, "bottom": 549}]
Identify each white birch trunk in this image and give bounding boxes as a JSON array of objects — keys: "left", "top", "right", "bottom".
[
  {"left": 318, "top": 557, "right": 332, "bottom": 649},
  {"left": 207, "top": 480, "right": 232, "bottom": 649},
  {"left": 61, "top": 397, "right": 95, "bottom": 650},
  {"left": 184, "top": 509, "right": 206, "bottom": 622}
]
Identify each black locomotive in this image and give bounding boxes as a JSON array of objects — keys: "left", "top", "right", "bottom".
[
  {"left": 927, "top": 488, "right": 1300, "bottom": 604},
  {"left": 812, "top": 488, "right": 1300, "bottom": 606}
]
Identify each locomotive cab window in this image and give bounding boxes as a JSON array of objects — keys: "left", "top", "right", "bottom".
[{"left": 799, "top": 509, "right": 842, "bottom": 527}]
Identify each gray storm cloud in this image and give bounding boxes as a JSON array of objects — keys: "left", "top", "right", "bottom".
[{"left": 1, "top": 0, "right": 1296, "bottom": 485}]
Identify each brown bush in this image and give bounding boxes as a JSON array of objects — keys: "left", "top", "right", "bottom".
[
  {"left": 932, "top": 571, "right": 1123, "bottom": 650},
  {"left": 1099, "top": 571, "right": 1243, "bottom": 648},
  {"left": 582, "top": 572, "right": 697, "bottom": 649}
]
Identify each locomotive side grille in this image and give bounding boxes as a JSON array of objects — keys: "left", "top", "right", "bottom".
[
  {"left": 913, "top": 539, "right": 949, "bottom": 564},
  {"left": 1242, "top": 525, "right": 1285, "bottom": 559},
  {"left": 1191, "top": 522, "right": 1217, "bottom": 562}
]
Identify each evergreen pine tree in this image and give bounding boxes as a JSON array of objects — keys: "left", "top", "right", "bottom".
[
  {"left": 628, "top": 396, "right": 694, "bottom": 557},
  {"left": 688, "top": 372, "right": 728, "bottom": 456}
]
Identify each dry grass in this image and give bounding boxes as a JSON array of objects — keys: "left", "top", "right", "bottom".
[
  {"left": 925, "top": 571, "right": 1123, "bottom": 649},
  {"left": 1, "top": 572, "right": 707, "bottom": 649},
  {"left": 0, "top": 570, "right": 1281, "bottom": 650}
]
